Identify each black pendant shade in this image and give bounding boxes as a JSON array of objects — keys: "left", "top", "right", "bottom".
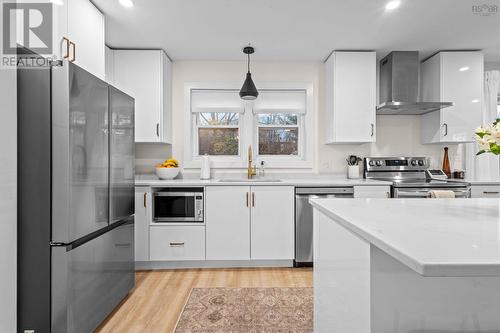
[
  {"left": 240, "top": 73, "right": 258, "bottom": 100},
  {"left": 239, "top": 46, "right": 258, "bottom": 100}
]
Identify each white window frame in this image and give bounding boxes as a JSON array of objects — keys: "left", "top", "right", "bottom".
[{"left": 184, "top": 82, "right": 314, "bottom": 169}]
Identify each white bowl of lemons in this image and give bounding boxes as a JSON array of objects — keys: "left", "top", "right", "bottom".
[{"left": 155, "top": 158, "right": 180, "bottom": 179}]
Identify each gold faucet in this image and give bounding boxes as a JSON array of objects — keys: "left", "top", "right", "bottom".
[{"left": 247, "top": 146, "right": 257, "bottom": 179}]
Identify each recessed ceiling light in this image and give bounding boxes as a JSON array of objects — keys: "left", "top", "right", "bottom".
[
  {"left": 119, "top": 0, "right": 134, "bottom": 8},
  {"left": 472, "top": 99, "right": 479, "bottom": 103},
  {"left": 459, "top": 66, "right": 470, "bottom": 72},
  {"left": 385, "top": 0, "right": 401, "bottom": 11},
  {"left": 51, "top": 0, "right": 63, "bottom": 5}
]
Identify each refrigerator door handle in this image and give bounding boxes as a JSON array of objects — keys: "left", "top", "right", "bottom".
[{"left": 50, "top": 241, "right": 71, "bottom": 247}]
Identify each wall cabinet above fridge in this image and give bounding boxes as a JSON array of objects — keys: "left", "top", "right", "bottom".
[
  {"left": 324, "top": 51, "right": 377, "bottom": 144},
  {"left": 420, "top": 51, "right": 483, "bottom": 144},
  {"left": 112, "top": 49, "right": 173, "bottom": 143},
  {"left": 54, "top": 0, "right": 105, "bottom": 80}
]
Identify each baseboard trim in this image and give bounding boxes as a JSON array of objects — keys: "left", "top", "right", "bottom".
[{"left": 135, "top": 260, "right": 294, "bottom": 270}]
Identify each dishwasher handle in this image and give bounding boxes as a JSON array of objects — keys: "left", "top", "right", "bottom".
[
  {"left": 296, "top": 193, "right": 354, "bottom": 199},
  {"left": 296, "top": 187, "right": 354, "bottom": 195}
]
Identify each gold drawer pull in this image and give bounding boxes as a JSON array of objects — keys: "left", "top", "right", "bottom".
[
  {"left": 169, "top": 241, "right": 185, "bottom": 247},
  {"left": 69, "top": 41, "right": 76, "bottom": 62},
  {"left": 252, "top": 192, "right": 255, "bottom": 207},
  {"left": 63, "top": 37, "right": 70, "bottom": 59}
]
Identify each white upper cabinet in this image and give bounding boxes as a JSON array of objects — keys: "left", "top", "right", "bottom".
[
  {"left": 54, "top": 0, "right": 105, "bottom": 80},
  {"left": 324, "top": 51, "right": 377, "bottom": 144},
  {"left": 421, "top": 51, "right": 483, "bottom": 144},
  {"left": 113, "top": 50, "right": 173, "bottom": 143}
]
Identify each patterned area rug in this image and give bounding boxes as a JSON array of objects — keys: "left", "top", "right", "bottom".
[{"left": 174, "top": 287, "right": 313, "bottom": 333}]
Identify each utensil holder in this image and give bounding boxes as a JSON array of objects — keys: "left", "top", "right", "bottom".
[{"left": 347, "top": 165, "right": 360, "bottom": 179}]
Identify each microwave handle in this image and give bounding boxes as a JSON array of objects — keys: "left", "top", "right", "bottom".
[{"left": 154, "top": 192, "right": 197, "bottom": 197}]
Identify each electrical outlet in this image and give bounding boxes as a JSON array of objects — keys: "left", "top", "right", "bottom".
[{"left": 322, "top": 161, "right": 331, "bottom": 169}]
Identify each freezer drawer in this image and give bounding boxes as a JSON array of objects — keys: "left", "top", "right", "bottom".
[
  {"left": 52, "top": 219, "right": 134, "bottom": 333},
  {"left": 150, "top": 225, "right": 206, "bottom": 261}
]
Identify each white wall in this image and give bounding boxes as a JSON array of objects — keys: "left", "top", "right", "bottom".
[
  {"left": 0, "top": 66, "right": 17, "bottom": 332},
  {"left": 136, "top": 60, "right": 462, "bottom": 176},
  {"left": 485, "top": 62, "right": 500, "bottom": 71}
]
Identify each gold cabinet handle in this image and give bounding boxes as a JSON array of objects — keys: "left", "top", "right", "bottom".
[
  {"left": 143, "top": 192, "right": 147, "bottom": 208},
  {"left": 63, "top": 37, "right": 70, "bottom": 59},
  {"left": 246, "top": 192, "right": 249, "bottom": 207},
  {"left": 69, "top": 41, "right": 76, "bottom": 62},
  {"left": 169, "top": 241, "right": 185, "bottom": 247},
  {"left": 252, "top": 192, "right": 255, "bottom": 207}
]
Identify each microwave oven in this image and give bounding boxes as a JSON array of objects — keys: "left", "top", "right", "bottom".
[{"left": 152, "top": 187, "right": 204, "bottom": 223}]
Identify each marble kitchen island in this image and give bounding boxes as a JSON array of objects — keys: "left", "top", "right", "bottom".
[{"left": 311, "top": 198, "right": 500, "bottom": 333}]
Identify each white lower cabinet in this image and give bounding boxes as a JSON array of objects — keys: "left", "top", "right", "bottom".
[
  {"left": 251, "top": 186, "right": 294, "bottom": 260},
  {"left": 471, "top": 185, "right": 500, "bottom": 198},
  {"left": 354, "top": 186, "right": 391, "bottom": 198},
  {"left": 134, "top": 186, "right": 151, "bottom": 261},
  {"left": 205, "top": 185, "right": 294, "bottom": 261},
  {"left": 150, "top": 226, "right": 205, "bottom": 261},
  {"left": 206, "top": 186, "right": 251, "bottom": 260}
]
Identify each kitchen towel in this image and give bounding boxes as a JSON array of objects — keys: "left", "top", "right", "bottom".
[{"left": 428, "top": 190, "right": 456, "bottom": 198}]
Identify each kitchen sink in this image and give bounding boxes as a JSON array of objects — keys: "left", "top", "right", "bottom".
[{"left": 217, "top": 178, "right": 283, "bottom": 183}]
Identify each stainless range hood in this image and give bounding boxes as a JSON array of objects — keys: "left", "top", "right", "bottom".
[{"left": 376, "top": 51, "right": 452, "bottom": 115}]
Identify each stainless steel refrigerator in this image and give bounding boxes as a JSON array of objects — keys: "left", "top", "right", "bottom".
[{"left": 17, "top": 49, "right": 135, "bottom": 333}]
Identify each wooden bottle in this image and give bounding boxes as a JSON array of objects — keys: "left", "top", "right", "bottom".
[{"left": 442, "top": 147, "right": 451, "bottom": 178}]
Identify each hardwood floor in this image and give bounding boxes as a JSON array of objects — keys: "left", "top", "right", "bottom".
[{"left": 95, "top": 267, "right": 313, "bottom": 333}]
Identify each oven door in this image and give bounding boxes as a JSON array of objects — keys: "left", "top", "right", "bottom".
[
  {"left": 153, "top": 192, "right": 203, "bottom": 222},
  {"left": 394, "top": 187, "right": 471, "bottom": 198}
]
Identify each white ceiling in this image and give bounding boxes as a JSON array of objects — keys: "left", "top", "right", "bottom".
[{"left": 94, "top": 0, "right": 500, "bottom": 62}]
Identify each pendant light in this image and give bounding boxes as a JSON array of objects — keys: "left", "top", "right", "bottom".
[{"left": 239, "top": 46, "right": 259, "bottom": 100}]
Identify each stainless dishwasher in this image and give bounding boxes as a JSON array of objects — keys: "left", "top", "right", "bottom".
[{"left": 295, "top": 187, "right": 354, "bottom": 267}]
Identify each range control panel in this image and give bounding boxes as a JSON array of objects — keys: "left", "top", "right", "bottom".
[{"left": 364, "top": 157, "right": 429, "bottom": 171}]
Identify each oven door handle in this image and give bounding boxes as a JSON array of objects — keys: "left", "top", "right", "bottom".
[
  {"left": 396, "top": 189, "right": 470, "bottom": 198},
  {"left": 396, "top": 190, "right": 431, "bottom": 198}
]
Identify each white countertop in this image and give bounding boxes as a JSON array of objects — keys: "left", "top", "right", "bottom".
[
  {"left": 464, "top": 178, "right": 500, "bottom": 185},
  {"left": 310, "top": 198, "right": 500, "bottom": 277},
  {"left": 134, "top": 174, "right": 392, "bottom": 187}
]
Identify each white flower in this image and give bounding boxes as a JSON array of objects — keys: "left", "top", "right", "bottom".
[
  {"left": 475, "top": 126, "right": 487, "bottom": 134},
  {"left": 477, "top": 136, "right": 491, "bottom": 152},
  {"left": 487, "top": 124, "right": 500, "bottom": 145}
]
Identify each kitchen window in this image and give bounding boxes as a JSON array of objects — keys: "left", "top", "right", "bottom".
[
  {"left": 190, "top": 89, "right": 244, "bottom": 159},
  {"left": 257, "top": 113, "right": 299, "bottom": 155},
  {"left": 253, "top": 90, "right": 306, "bottom": 157},
  {"left": 184, "top": 84, "right": 313, "bottom": 169},
  {"left": 196, "top": 112, "right": 240, "bottom": 156}
]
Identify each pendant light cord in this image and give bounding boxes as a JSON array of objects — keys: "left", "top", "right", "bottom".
[{"left": 247, "top": 53, "right": 250, "bottom": 73}]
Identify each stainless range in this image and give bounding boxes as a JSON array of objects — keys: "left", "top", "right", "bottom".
[{"left": 364, "top": 157, "right": 471, "bottom": 198}]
